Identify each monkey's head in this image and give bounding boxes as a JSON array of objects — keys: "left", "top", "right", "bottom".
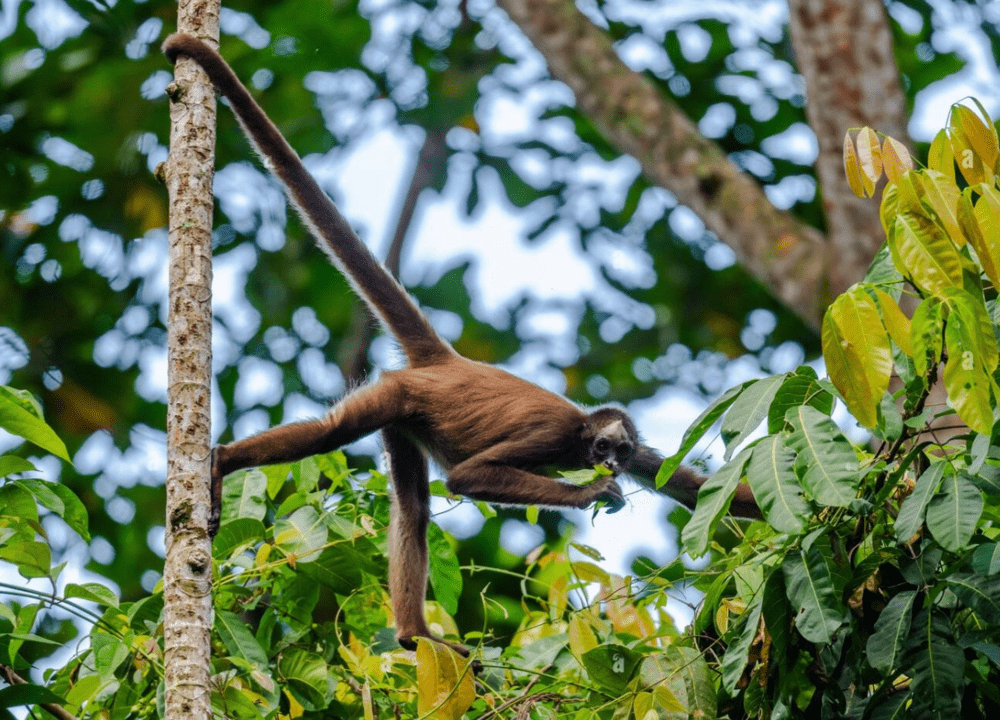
[{"left": 579, "top": 407, "right": 638, "bottom": 476}]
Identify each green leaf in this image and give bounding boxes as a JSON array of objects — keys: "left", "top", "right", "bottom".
[
  {"left": 427, "top": 524, "right": 462, "bottom": 615},
  {"left": 895, "top": 463, "right": 945, "bottom": 543},
  {"left": 216, "top": 609, "right": 269, "bottom": 669},
  {"left": 926, "top": 472, "right": 982, "bottom": 551},
  {"left": 0, "top": 455, "right": 36, "bottom": 477},
  {"left": 909, "top": 633, "right": 963, "bottom": 718},
  {"left": 942, "top": 287, "right": 997, "bottom": 433},
  {"left": 747, "top": 435, "right": 809, "bottom": 534},
  {"left": 580, "top": 644, "right": 642, "bottom": 694},
  {"left": 213, "top": 518, "right": 267, "bottom": 560},
  {"left": 65, "top": 582, "right": 119, "bottom": 608},
  {"left": 781, "top": 539, "right": 847, "bottom": 644},
  {"left": 0, "top": 539, "right": 51, "bottom": 579},
  {"left": 785, "top": 406, "right": 859, "bottom": 507},
  {"left": 891, "top": 212, "right": 964, "bottom": 298},
  {"left": 222, "top": 468, "right": 268, "bottom": 524},
  {"left": 297, "top": 545, "right": 368, "bottom": 594},
  {"left": 949, "top": 102, "right": 998, "bottom": 186},
  {"left": 681, "top": 446, "right": 753, "bottom": 558},
  {"left": 949, "top": 573, "right": 1000, "bottom": 623},
  {"left": 872, "top": 287, "right": 914, "bottom": 357},
  {"left": 657, "top": 380, "right": 751, "bottom": 486},
  {"left": 278, "top": 647, "right": 335, "bottom": 711},
  {"left": 0, "top": 386, "right": 70, "bottom": 463},
  {"left": 972, "top": 542, "right": 1000, "bottom": 575},
  {"left": 635, "top": 648, "right": 715, "bottom": 719},
  {"left": 822, "top": 287, "right": 892, "bottom": 428},
  {"left": 274, "top": 506, "right": 328, "bottom": 563},
  {"left": 720, "top": 586, "right": 764, "bottom": 693},
  {"left": 17, "top": 479, "right": 90, "bottom": 541},
  {"left": 866, "top": 590, "right": 915, "bottom": 674},
  {"left": 0, "top": 684, "right": 66, "bottom": 710},
  {"left": 766, "top": 367, "right": 835, "bottom": 434},
  {"left": 959, "top": 187, "right": 1000, "bottom": 288},
  {"left": 721, "top": 375, "right": 784, "bottom": 460}
]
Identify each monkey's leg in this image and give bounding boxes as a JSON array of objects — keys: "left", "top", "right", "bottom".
[
  {"left": 384, "top": 427, "right": 471, "bottom": 658},
  {"left": 210, "top": 376, "right": 407, "bottom": 532}
]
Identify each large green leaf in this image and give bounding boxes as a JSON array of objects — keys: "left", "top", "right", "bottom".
[
  {"left": 427, "top": 523, "right": 462, "bottom": 615},
  {"left": 681, "top": 446, "right": 753, "bottom": 558},
  {"left": 909, "top": 616, "right": 964, "bottom": 718},
  {"left": 720, "top": 585, "right": 764, "bottom": 693},
  {"left": 866, "top": 590, "right": 915, "bottom": 674},
  {"left": 895, "top": 463, "right": 945, "bottom": 543},
  {"left": 721, "top": 375, "right": 784, "bottom": 460},
  {"left": 822, "top": 287, "right": 892, "bottom": 428},
  {"left": 274, "top": 506, "right": 328, "bottom": 563},
  {"left": 925, "top": 472, "right": 983, "bottom": 551},
  {"left": 222, "top": 468, "right": 268, "bottom": 524},
  {"left": 942, "top": 287, "right": 996, "bottom": 433},
  {"left": 960, "top": 186, "right": 1000, "bottom": 288},
  {"left": 0, "top": 386, "right": 71, "bottom": 463},
  {"left": 948, "top": 572, "right": 1000, "bottom": 624},
  {"left": 785, "top": 406, "right": 859, "bottom": 507},
  {"left": 216, "top": 609, "right": 270, "bottom": 669},
  {"left": 781, "top": 538, "right": 847, "bottom": 644},
  {"left": 747, "top": 435, "right": 810, "bottom": 534},
  {"left": 891, "top": 212, "right": 963, "bottom": 298}
]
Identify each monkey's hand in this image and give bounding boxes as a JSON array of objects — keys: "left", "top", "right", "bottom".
[{"left": 589, "top": 476, "right": 626, "bottom": 514}]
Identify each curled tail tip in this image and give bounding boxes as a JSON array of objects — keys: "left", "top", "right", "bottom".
[{"left": 162, "top": 32, "right": 205, "bottom": 64}]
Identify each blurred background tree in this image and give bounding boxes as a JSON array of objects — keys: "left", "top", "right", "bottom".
[{"left": 0, "top": 0, "right": 990, "bottom": 644}]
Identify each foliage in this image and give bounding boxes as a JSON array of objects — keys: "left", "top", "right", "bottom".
[
  {"left": 651, "top": 99, "right": 1000, "bottom": 718},
  {"left": 1, "top": 394, "right": 719, "bottom": 719}
]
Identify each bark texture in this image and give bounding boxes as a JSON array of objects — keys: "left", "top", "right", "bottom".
[
  {"left": 162, "top": 2, "right": 219, "bottom": 719},
  {"left": 497, "top": 0, "right": 828, "bottom": 328},
  {"left": 788, "top": 0, "right": 910, "bottom": 297}
]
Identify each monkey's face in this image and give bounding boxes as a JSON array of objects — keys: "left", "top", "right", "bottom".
[{"left": 584, "top": 420, "right": 636, "bottom": 476}]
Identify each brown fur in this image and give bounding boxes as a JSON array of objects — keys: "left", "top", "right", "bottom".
[{"left": 164, "top": 33, "right": 761, "bottom": 657}]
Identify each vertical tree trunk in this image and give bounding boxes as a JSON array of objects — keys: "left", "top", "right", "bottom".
[
  {"left": 162, "top": 3, "right": 219, "bottom": 719},
  {"left": 787, "top": 0, "right": 911, "bottom": 297}
]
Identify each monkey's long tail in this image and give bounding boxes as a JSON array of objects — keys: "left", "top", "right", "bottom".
[{"left": 162, "top": 33, "right": 454, "bottom": 368}]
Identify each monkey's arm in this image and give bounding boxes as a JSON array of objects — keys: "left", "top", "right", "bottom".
[
  {"left": 444, "top": 441, "right": 626, "bottom": 512},
  {"left": 627, "top": 447, "right": 763, "bottom": 520}
]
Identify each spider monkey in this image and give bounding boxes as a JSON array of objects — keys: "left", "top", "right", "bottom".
[{"left": 162, "top": 34, "right": 761, "bottom": 657}]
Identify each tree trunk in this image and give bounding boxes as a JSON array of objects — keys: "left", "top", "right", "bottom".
[
  {"left": 497, "top": 0, "right": 828, "bottom": 329},
  {"left": 162, "top": 2, "right": 219, "bottom": 719},
  {"left": 788, "top": 0, "right": 910, "bottom": 297}
]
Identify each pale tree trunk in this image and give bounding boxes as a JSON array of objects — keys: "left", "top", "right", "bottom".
[
  {"left": 788, "top": 0, "right": 910, "bottom": 297},
  {"left": 162, "top": 1, "right": 219, "bottom": 718},
  {"left": 498, "top": 0, "right": 911, "bottom": 329}
]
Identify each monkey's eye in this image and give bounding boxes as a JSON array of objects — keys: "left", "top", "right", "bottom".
[{"left": 595, "top": 439, "right": 610, "bottom": 454}]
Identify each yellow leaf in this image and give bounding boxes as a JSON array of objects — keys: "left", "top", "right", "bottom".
[
  {"left": 892, "top": 212, "right": 963, "bottom": 297},
  {"left": 856, "top": 127, "right": 883, "bottom": 197},
  {"left": 917, "top": 170, "right": 963, "bottom": 246},
  {"left": 872, "top": 288, "right": 913, "bottom": 357},
  {"left": 882, "top": 136, "right": 913, "bottom": 184},
  {"left": 962, "top": 186, "right": 1000, "bottom": 289},
  {"left": 415, "top": 639, "right": 476, "bottom": 720},
  {"left": 821, "top": 288, "right": 893, "bottom": 428},
  {"left": 844, "top": 131, "right": 865, "bottom": 198},
  {"left": 928, "top": 128, "right": 956, "bottom": 187},
  {"left": 568, "top": 613, "right": 599, "bottom": 662},
  {"left": 879, "top": 182, "right": 899, "bottom": 236},
  {"left": 950, "top": 103, "right": 998, "bottom": 185}
]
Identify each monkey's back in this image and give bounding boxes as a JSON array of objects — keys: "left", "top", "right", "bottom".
[{"left": 394, "top": 357, "right": 585, "bottom": 470}]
